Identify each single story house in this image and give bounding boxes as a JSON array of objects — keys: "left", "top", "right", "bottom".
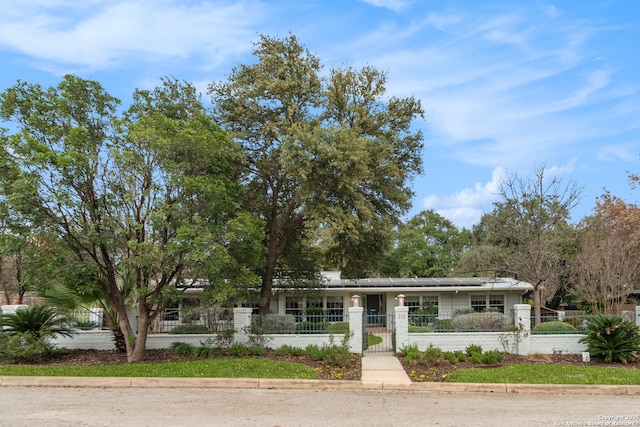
[
  {"left": 158, "top": 272, "right": 533, "bottom": 331},
  {"left": 272, "top": 272, "right": 532, "bottom": 323}
]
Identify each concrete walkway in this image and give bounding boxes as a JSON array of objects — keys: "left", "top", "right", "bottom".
[{"left": 361, "top": 353, "right": 411, "bottom": 385}]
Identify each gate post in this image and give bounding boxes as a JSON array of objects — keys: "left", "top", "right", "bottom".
[
  {"left": 513, "top": 304, "right": 532, "bottom": 355},
  {"left": 233, "top": 307, "right": 253, "bottom": 345},
  {"left": 394, "top": 305, "right": 408, "bottom": 353},
  {"left": 349, "top": 306, "right": 364, "bottom": 354}
]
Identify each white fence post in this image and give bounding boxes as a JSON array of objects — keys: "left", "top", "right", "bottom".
[
  {"left": 394, "top": 305, "right": 409, "bottom": 353},
  {"left": 513, "top": 304, "right": 532, "bottom": 355},
  {"left": 636, "top": 306, "right": 640, "bottom": 327},
  {"left": 233, "top": 307, "right": 253, "bottom": 345},
  {"left": 348, "top": 306, "right": 363, "bottom": 354}
]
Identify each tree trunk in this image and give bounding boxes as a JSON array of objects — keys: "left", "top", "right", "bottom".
[
  {"left": 259, "top": 260, "right": 275, "bottom": 315},
  {"left": 533, "top": 286, "right": 542, "bottom": 326}
]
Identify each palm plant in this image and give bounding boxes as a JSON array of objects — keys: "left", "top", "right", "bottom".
[
  {"left": 579, "top": 314, "right": 640, "bottom": 363},
  {"left": 1, "top": 305, "right": 74, "bottom": 341}
]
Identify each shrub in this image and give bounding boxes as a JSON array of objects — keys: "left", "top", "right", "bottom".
[
  {"left": 248, "top": 345, "right": 266, "bottom": 356},
  {"left": 227, "top": 342, "right": 248, "bottom": 357},
  {"left": 169, "top": 341, "right": 196, "bottom": 356},
  {"left": 305, "top": 337, "right": 351, "bottom": 366},
  {"left": 422, "top": 344, "right": 442, "bottom": 365},
  {"left": 480, "top": 349, "right": 504, "bottom": 364},
  {"left": 276, "top": 344, "right": 304, "bottom": 356},
  {"left": 252, "top": 314, "right": 296, "bottom": 333},
  {"left": 532, "top": 321, "right": 578, "bottom": 335},
  {"left": 326, "top": 322, "right": 349, "bottom": 333},
  {"left": 296, "top": 321, "right": 329, "bottom": 333},
  {"left": 275, "top": 345, "right": 292, "bottom": 356},
  {"left": 289, "top": 346, "right": 305, "bottom": 356},
  {"left": 408, "top": 325, "right": 434, "bottom": 332},
  {"left": 245, "top": 324, "right": 272, "bottom": 348},
  {"left": 73, "top": 319, "right": 100, "bottom": 330},
  {"left": 398, "top": 343, "right": 420, "bottom": 357},
  {"left": 465, "top": 344, "right": 483, "bottom": 357},
  {"left": 580, "top": 314, "right": 640, "bottom": 363},
  {"left": 1, "top": 305, "right": 74, "bottom": 340},
  {"left": 443, "top": 351, "right": 457, "bottom": 365},
  {"left": 195, "top": 346, "right": 217, "bottom": 358},
  {"left": 562, "top": 316, "right": 587, "bottom": 331},
  {"left": 170, "top": 324, "right": 209, "bottom": 334},
  {"left": 454, "top": 350, "right": 467, "bottom": 362},
  {"left": 452, "top": 312, "right": 510, "bottom": 331},
  {"left": 433, "top": 319, "right": 454, "bottom": 331},
  {"left": 213, "top": 328, "right": 235, "bottom": 348},
  {"left": 305, "top": 344, "right": 324, "bottom": 360},
  {"left": 0, "top": 332, "right": 55, "bottom": 363},
  {"left": 322, "top": 342, "right": 351, "bottom": 367}
]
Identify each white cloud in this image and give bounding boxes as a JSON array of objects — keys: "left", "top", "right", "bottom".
[
  {"left": 422, "top": 160, "right": 582, "bottom": 228},
  {"left": 546, "top": 158, "right": 578, "bottom": 177},
  {"left": 0, "top": 0, "right": 264, "bottom": 71},
  {"left": 358, "top": 0, "right": 410, "bottom": 12},
  {"left": 422, "top": 167, "right": 507, "bottom": 228}
]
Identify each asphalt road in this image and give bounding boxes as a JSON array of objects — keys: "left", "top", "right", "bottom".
[{"left": 1, "top": 387, "right": 639, "bottom": 427}]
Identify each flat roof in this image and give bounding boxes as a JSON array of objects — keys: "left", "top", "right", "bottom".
[{"left": 322, "top": 277, "right": 532, "bottom": 291}]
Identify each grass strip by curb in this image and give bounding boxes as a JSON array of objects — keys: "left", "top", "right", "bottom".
[
  {"left": 446, "top": 364, "right": 640, "bottom": 385},
  {"left": 0, "top": 358, "right": 316, "bottom": 379}
]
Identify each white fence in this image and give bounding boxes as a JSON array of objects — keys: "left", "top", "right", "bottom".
[
  {"left": 399, "top": 304, "right": 640, "bottom": 356},
  {"left": 46, "top": 304, "right": 640, "bottom": 355}
]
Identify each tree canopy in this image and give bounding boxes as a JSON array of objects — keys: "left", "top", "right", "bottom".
[
  {"left": 0, "top": 76, "right": 263, "bottom": 362},
  {"left": 465, "top": 166, "right": 582, "bottom": 322},
  {"left": 209, "top": 34, "right": 425, "bottom": 313},
  {"left": 383, "top": 210, "right": 471, "bottom": 277}
]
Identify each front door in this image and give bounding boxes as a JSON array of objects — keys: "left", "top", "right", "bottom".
[{"left": 366, "top": 294, "right": 382, "bottom": 326}]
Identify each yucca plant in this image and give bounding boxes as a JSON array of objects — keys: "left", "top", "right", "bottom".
[
  {"left": 1, "top": 305, "right": 74, "bottom": 341},
  {"left": 579, "top": 314, "right": 640, "bottom": 363}
]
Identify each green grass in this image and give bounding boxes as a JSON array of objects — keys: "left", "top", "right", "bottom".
[
  {"left": 446, "top": 364, "right": 640, "bottom": 385},
  {"left": 367, "top": 334, "right": 382, "bottom": 347},
  {"left": 0, "top": 358, "right": 316, "bottom": 379}
]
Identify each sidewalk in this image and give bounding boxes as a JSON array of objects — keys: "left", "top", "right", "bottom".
[{"left": 361, "top": 353, "right": 411, "bottom": 385}]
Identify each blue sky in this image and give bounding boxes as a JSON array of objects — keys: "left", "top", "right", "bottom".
[{"left": 2, "top": 0, "right": 639, "bottom": 229}]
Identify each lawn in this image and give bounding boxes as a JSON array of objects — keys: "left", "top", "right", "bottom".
[
  {"left": 0, "top": 358, "right": 316, "bottom": 379},
  {"left": 445, "top": 363, "right": 640, "bottom": 385}
]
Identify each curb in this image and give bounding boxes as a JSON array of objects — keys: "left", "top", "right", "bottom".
[{"left": 1, "top": 376, "right": 639, "bottom": 395}]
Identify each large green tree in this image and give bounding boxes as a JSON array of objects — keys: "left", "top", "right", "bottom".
[
  {"left": 209, "top": 34, "right": 424, "bottom": 313},
  {"left": 0, "top": 76, "right": 262, "bottom": 362},
  {"left": 383, "top": 210, "right": 471, "bottom": 277}
]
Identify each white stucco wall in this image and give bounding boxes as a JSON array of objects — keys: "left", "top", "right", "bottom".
[{"left": 408, "top": 332, "right": 505, "bottom": 352}]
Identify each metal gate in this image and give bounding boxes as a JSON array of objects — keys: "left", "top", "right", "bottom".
[{"left": 363, "top": 313, "right": 395, "bottom": 353}]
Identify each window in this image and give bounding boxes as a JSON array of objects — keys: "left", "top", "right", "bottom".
[
  {"left": 285, "top": 297, "right": 303, "bottom": 321},
  {"left": 326, "top": 296, "right": 344, "bottom": 322},
  {"left": 307, "top": 297, "right": 322, "bottom": 311},
  {"left": 405, "top": 296, "right": 420, "bottom": 314},
  {"left": 163, "top": 300, "right": 179, "bottom": 321},
  {"left": 470, "top": 294, "right": 505, "bottom": 313},
  {"left": 470, "top": 295, "right": 487, "bottom": 312},
  {"left": 421, "top": 296, "right": 439, "bottom": 315},
  {"left": 305, "top": 296, "right": 324, "bottom": 321},
  {"left": 489, "top": 294, "right": 505, "bottom": 313}
]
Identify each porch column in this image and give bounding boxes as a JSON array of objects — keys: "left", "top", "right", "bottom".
[
  {"left": 233, "top": 307, "right": 253, "bottom": 345},
  {"left": 348, "top": 306, "right": 364, "bottom": 354},
  {"left": 513, "top": 304, "right": 532, "bottom": 355},
  {"left": 394, "top": 305, "right": 409, "bottom": 353}
]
